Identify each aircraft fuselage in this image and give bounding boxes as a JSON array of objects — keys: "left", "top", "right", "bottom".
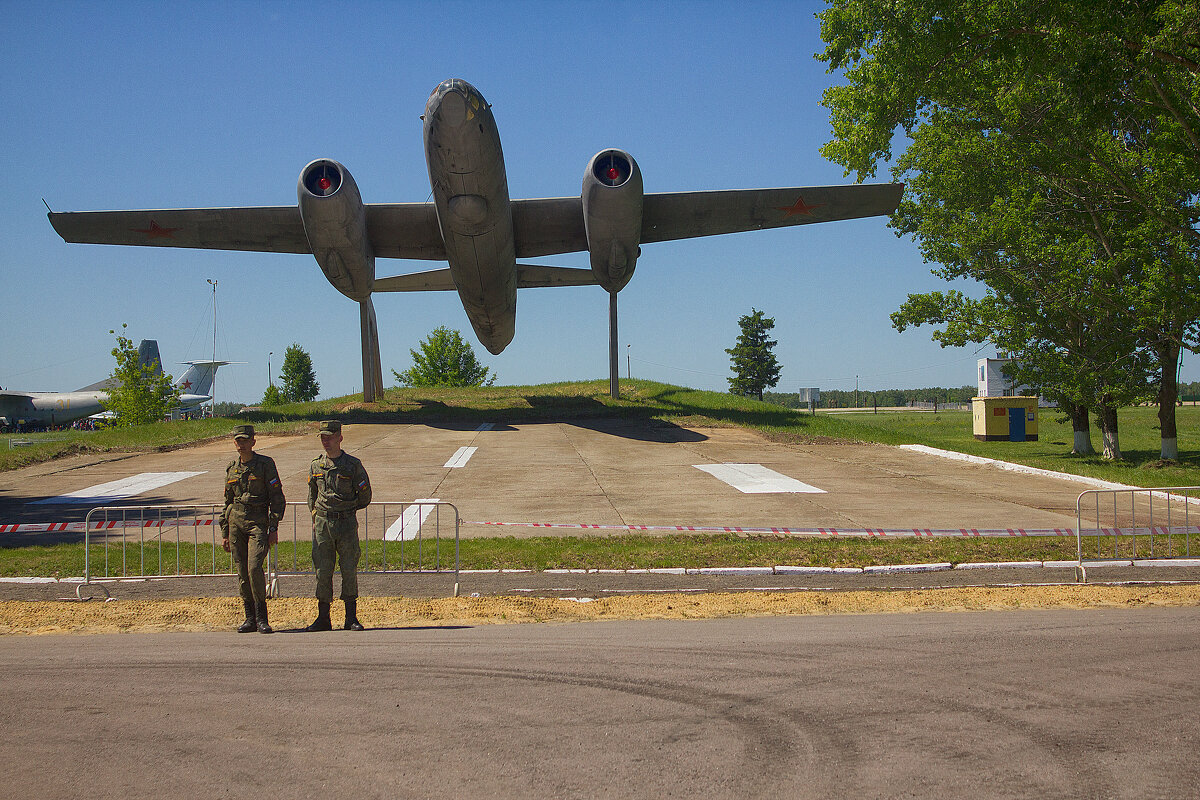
[
  {"left": 423, "top": 79, "right": 517, "bottom": 354},
  {"left": 0, "top": 391, "right": 106, "bottom": 429}
]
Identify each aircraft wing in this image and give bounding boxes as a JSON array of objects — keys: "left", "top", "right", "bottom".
[
  {"left": 47, "top": 203, "right": 446, "bottom": 259},
  {"left": 511, "top": 183, "right": 901, "bottom": 257},
  {"left": 49, "top": 185, "right": 899, "bottom": 260},
  {"left": 639, "top": 183, "right": 903, "bottom": 243},
  {"left": 48, "top": 207, "right": 312, "bottom": 253}
]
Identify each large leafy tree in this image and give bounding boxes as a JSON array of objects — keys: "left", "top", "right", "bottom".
[
  {"left": 278, "top": 343, "right": 320, "bottom": 402},
  {"left": 393, "top": 327, "right": 496, "bottom": 388},
  {"left": 818, "top": 0, "right": 1200, "bottom": 459},
  {"left": 887, "top": 118, "right": 1158, "bottom": 458},
  {"left": 102, "top": 325, "right": 179, "bottom": 426},
  {"left": 726, "top": 309, "right": 782, "bottom": 401}
]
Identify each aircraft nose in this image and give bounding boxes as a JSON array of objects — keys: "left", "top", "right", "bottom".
[
  {"left": 439, "top": 89, "right": 469, "bottom": 126},
  {"left": 428, "top": 79, "right": 487, "bottom": 128}
]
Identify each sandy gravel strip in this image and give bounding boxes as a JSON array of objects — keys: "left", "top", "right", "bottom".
[{"left": 2, "top": 585, "right": 1199, "bottom": 635}]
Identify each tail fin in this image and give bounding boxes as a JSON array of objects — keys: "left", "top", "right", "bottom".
[
  {"left": 176, "top": 360, "right": 230, "bottom": 400},
  {"left": 76, "top": 338, "right": 162, "bottom": 391},
  {"left": 138, "top": 340, "right": 163, "bottom": 376}
]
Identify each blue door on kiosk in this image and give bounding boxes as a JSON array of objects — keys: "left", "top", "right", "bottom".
[{"left": 1008, "top": 407, "right": 1026, "bottom": 441}]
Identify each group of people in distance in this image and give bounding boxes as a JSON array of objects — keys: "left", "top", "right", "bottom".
[{"left": 219, "top": 419, "right": 371, "bottom": 634}]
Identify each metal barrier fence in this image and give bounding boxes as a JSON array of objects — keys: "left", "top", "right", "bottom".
[
  {"left": 82, "top": 501, "right": 461, "bottom": 597},
  {"left": 1075, "top": 486, "right": 1199, "bottom": 582}
]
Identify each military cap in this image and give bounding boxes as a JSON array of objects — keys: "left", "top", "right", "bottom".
[
  {"left": 232, "top": 424, "right": 255, "bottom": 439},
  {"left": 318, "top": 420, "right": 342, "bottom": 434}
]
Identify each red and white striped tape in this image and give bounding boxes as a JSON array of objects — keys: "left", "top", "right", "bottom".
[
  {"left": 3, "top": 519, "right": 1199, "bottom": 539},
  {"left": 0, "top": 519, "right": 216, "bottom": 534},
  {"left": 461, "top": 521, "right": 1200, "bottom": 539}
]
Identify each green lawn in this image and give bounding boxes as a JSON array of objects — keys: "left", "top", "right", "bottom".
[{"left": 5, "top": 531, "right": 1195, "bottom": 579}]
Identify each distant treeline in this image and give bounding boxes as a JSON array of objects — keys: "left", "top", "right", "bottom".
[{"left": 764, "top": 387, "right": 977, "bottom": 409}]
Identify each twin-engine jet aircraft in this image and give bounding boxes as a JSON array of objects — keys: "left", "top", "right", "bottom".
[{"left": 48, "top": 79, "right": 902, "bottom": 401}]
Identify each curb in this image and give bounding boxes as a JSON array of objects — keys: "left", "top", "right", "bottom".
[{"left": 3, "top": 559, "right": 1198, "bottom": 586}]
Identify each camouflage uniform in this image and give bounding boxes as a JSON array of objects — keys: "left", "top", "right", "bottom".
[
  {"left": 307, "top": 425, "right": 372, "bottom": 604},
  {"left": 219, "top": 428, "right": 285, "bottom": 611}
]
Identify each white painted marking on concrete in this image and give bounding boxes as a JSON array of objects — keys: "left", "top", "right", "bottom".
[
  {"left": 692, "top": 463, "right": 825, "bottom": 494},
  {"left": 697, "top": 567, "right": 775, "bottom": 576},
  {"left": 475, "top": 422, "right": 495, "bottom": 431},
  {"left": 1136, "top": 559, "right": 1200, "bottom": 568},
  {"left": 955, "top": 561, "right": 1044, "bottom": 570},
  {"left": 385, "top": 498, "right": 440, "bottom": 541},
  {"left": 444, "top": 446, "right": 478, "bottom": 468},
  {"left": 774, "top": 566, "right": 835, "bottom": 575},
  {"left": 32, "top": 472, "right": 205, "bottom": 504},
  {"left": 900, "top": 445, "right": 1200, "bottom": 510}
]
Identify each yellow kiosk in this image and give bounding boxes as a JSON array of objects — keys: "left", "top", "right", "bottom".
[{"left": 972, "top": 396, "right": 1038, "bottom": 441}]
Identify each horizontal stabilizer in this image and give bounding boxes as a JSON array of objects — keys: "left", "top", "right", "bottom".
[
  {"left": 515, "top": 264, "right": 597, "bottom": 288},
  {"left": 374, "top": 269, "right": 457, "bottom": 292},
  {"left": 374, "top": 265, "right": 598, "bottom": 292}
]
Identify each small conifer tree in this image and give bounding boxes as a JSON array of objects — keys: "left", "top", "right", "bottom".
[{"left": 725, "top": 309, "right": 782, "bottom": 401}]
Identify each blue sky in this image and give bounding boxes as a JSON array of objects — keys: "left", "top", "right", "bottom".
[{"left": 7, "top": 1, "right": 1186, "bottom": 405}]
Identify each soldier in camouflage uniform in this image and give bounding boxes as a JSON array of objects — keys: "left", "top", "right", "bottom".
[
  {"left": 219, "top": 424, "right": 285, "bottom": 634},
  {"left": 306, "top": 419, "right": 371, "bottom": 631}
]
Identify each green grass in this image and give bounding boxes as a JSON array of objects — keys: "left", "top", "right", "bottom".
[
  {"left": 3, "top": 381, "right": 1197, "bottom": 578},
  {"left": 0, "top": 416, "right": 312, "bottom": 472},
  {"left": 4, "top": 531, "right": 1197, "bottom": 579}
]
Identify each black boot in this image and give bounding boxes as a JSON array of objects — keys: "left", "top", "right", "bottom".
[
  {"left": 344, "top": 599, "right": 365, "bottom": 631},
  {"left": 306, "top": 601, "right": 332, "bottom": 632},
  {"left": 255, "top": 601, "right": 273, "bottom": 634},
  {"left": 237, "top": 599, "right": 256, "bottom": 633}
]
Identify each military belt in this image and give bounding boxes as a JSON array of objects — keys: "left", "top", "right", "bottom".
[
  {"left": 315, "top": 509, "right": 356, "bottom": 520},
  {"left": 235, "top": 502, "right": 268, "bottom": 512}
]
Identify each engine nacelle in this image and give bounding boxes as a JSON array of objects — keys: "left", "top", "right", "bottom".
[
  {"left": 582, "top": 149, "right": 642, "bottom": 293},
  {"left": 298, "top": 159, "right": 375, "bottom": 301}
]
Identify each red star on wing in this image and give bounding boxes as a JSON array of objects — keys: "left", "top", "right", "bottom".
[
  {"left": 180, "top": 380, "right": 193, "bottom": 390},
  {"left": 775, "top": 196, "right": 824, "bottom": 217},
  {"left": 131, "top": 220, "right": 181, "bottom": 239}
]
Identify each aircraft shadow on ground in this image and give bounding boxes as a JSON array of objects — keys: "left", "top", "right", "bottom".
[{"left": 239, "top": 385, "right": 814, "bottom": 436}]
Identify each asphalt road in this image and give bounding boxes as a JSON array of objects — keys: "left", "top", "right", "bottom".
[{"left": 1, "top": 608, "right": 1196, "bottom": 798}]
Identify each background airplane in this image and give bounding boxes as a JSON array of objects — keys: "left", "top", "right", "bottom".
[
  {"left": 0, "top": 341, "right": 227, "bottom": 430},
  {"left": 47, "top": 79, "right": 902, "bottom": 402},
  {"left": 172, "top": 359, "right": 229, "bottom": 416}
]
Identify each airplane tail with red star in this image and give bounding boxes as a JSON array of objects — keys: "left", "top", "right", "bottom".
[{"left": 176, "top": 360, "right": 230, "bottom": 409}]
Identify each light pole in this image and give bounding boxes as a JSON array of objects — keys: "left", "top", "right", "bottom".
[
  {"left": 268, "top": 352, "right": 273, "bottom": 388},
  {"left": 626, "top": 344, "right": 631, "bottom": 380},
  {"left": 207, "top": 279, "right": 217, "bottom": 414}
]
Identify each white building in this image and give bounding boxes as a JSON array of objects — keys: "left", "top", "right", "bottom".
[{"left": 977, "top": 358, "right": 1055, "bottom": 406}]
